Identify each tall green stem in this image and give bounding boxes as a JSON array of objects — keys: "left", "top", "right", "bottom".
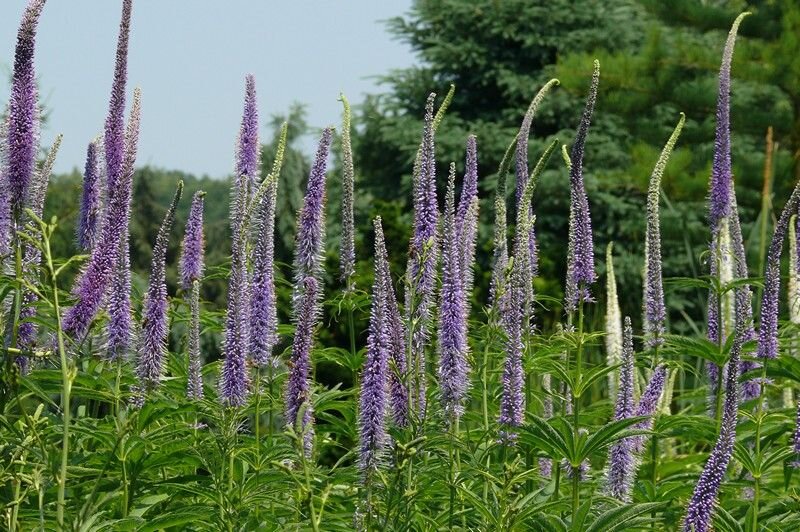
[
  {"left": 571, "top": 297, "right": 584, "bottom": 520},
  {"left": 751, "top": 364, "right": 767, "bottom": 532},
  {"left": 43, "top": 223, "right": 71, "bottom": 528}
]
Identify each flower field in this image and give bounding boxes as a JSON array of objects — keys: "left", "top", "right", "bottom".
[{"left": 1, "top": 1, "right": 799, "bottom": 531}]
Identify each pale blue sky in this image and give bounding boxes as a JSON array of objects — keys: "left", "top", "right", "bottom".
[{"left": 0, "top": 0, "right": 414, "bottom": 177}]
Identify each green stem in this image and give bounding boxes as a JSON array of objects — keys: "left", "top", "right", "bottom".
[
  {"left": 448, "top": 420, "right": 457, "bottom": 530},
  {"left": 571, "top": 298, "right": 584, "bottom": 520},
  {"left": 346, "top": 287, "right": 358, "bottom": 388},
  {"left": 752, "top": 364, "right": 767, "bottom": 532},
  {"left": 40, "top": 222, "right": 71, "bottom": 528},
  {"left": 254, "top": 367, "right": 261, "bottom": 524},
  {"left": 650, "top": 343, "right": 660, "bottom": 520}
]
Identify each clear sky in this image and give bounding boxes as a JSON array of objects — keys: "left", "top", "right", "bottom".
[{"left": 0, "top": 0, "right": 414, "bottom": 177}]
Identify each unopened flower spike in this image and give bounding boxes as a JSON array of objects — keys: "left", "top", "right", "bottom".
[
  {"left": 605, "top": 242, "right": 623, "bottom": 397},
  {"left": 339, "top": 93, "right": 356, "bottom": 286},
  {"left": 515, "top": 78, "right": 559, "bottom": 277},
  {"left": 644, "top": 113, "right": 685, "bottom": 347}
]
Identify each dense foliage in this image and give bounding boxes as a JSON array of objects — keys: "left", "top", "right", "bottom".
[{"left": 1, "top": 1, "right": 800, "bottom": 531}]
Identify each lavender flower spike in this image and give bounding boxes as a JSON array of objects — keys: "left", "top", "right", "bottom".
[
  {"left": 405, "top": 93, "right": 440, "bottom": 418},
  {"left": 605, "top": 316, "right": 636, "bottom": 501},
  {"left": 294, "top": 127, "right": 333, "bottom": 287},
  {"left": 792, "top": 399, "right": 800, "bottom": 468},
  {"left": 605, "top": 243, "right": 623, "bottom": 397},
  {"left": 104, "top": 0, "right": 132, "bottom": 194},
  {"left": 565, "top": 60, "right": 600, "bottom": 312},
  {"left": 107, "top": 229, "right": 132, "bottom": 360},
  {"left": 683, "top": 287, "right": 748, "bottom": 531},
  {"left": 438, "top": 165, "right": 470, "bottom": 423},
  {"left": 180, "top": 192, "right": 205, "bottom": 399},
  {"left": 385, "top": 254, "right": 409, "bottom": 428},
  {"left": 77, "top": 141, "right": 102, "bottom": 250},
  {"left": 135, "top": 181, "right": 183, "bottom": 392},
  {"left": 180, "top": 191, "right": 206, "bottom": 290},
  {"left": 339, "top": 93, "right": 356, "bottom": 286},
  {"left": 250, "top": 177, "right": 279, "bottom": 367},
  {"left": 285, "top": 276, "right": 320, "bottom": 456},
  {"left": 62, "top": 89, "right": 141, "bottom": 342},
  {"left": 359, "top": 217, "right": 391, "bottom": 476},
  {"left": 457, "top": 135, "right": 480, "bottom": 297},
  {"left": 496, "top": 138, "right": 559, "bottom": 440},
  {"left": 6, "top": 0, "right": 46, "bottom": 221},
  {"left": 757, "top": 180, "right": 800, "bottom": 360},
  {"left": 100, "top": 0, "right": 135, "bottom": 360},
  {"left": 729, "top": 192, "right": 760, "bottom": 400},
  {"left": 236, "top": 74, "right": 261, "bottom": 214},
  {"left": 708, "top": 12, "right": 749, "bottom": 234},
  {"left": 220, "top": 180, "right": 252, "bottom": 407},
  {"left": 644, "top": 114, "right": 685, "bottom": 347},
  {"left": 630, "top": 364, "right": 667, "bottom": 454}
]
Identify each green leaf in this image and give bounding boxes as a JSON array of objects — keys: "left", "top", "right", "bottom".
[{"left": 584, "top": 502, "right": 665, "bottom": 532}]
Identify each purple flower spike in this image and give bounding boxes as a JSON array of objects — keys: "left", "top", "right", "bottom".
[
  {"left": 104, "top": 0, "right": 132, "bottom": 196},
  {"left": 757, "top": 180, "right": 800, "bottom": 360},
  {"left": 728, "top": 192, "right": 760, "bottom": 399},
  {"left": 515, "top": 79, "right": 559, "bottom": 278},
  {"left": 107, "top": 236, "right": 132, "bottom": 360},
  {"left": 77, "top": 141, "right": 102, "bottom": 250},
  {"left": 359, "top": 217, "right": 391, "bottom": 476},
  {"left": 385, "top": 255, "right": 408, "bottom": 428},
  {"left": 236, "top": 74, "right": 260, "bottom": 208},
  {"left": 104, "top": 0, "right": 132, "bottom": 188},
  {"left": 285, "top": 276, "right": 320, "bottom": 456},
  {"left": 683, "top": 284, "right": 749, "bottom": 531},
  {"left": 6, "top": 0, "right": 45, "bottom": 222},
  {"left": 180, "top": 192, "right": 205, "bottom": 399},
  {"left": 250, "top": 178, "right": 278, "bottom": 367},
  {"left": 644, "top": 114, "right": 685, "bottom": 347},
  {"left": 135, "top": 181, "right": 183, "bottom": 392},
  {"left": 438, "top": 165, "right": 470, "bottom": 424},
  {"left": 406, "top": 93, "right": 440, "bottom": 418},
  {"left": 498, "top": 189, "right": 536, "bottom": 441},
  {"left": 565, "top": 61, "right": 600, "bottom": 312},
  {"left": 180, "top": 191, "right": 206, "bottom": 290},
  {"left": 456, "top": 136, "right": 480, "bottom": 297},
  {"left": 708, "top": 13, "right": 748, "bottom": 234},
  {"left": 605, "top": 316, "right": 636, "bottom": 501},
  {"left": 792, "top": 401, "right": 800, "bottom": 468},
  {"left": 630, "top": 365, "right": 667, "bottom": 454},
  {"left": 100, "top": 0, "right": 135, "bottom": 360},
  {"left": 339, "top": 94, "right": 356, "bottom": 285},
  {"left": 294, "top": 127, "right": 333, "bottom": 287},
  {"left": 220, "top": 182, "right": 252, "bottom": 407},
  {"left": 62, "top": 89, "right": 141, "bottom": 342}
]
